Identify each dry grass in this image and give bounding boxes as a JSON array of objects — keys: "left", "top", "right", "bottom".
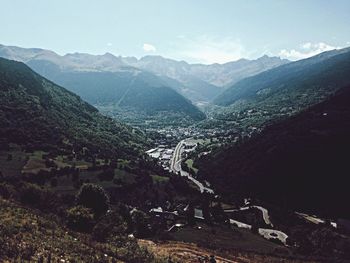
[
  {"left": 139, "top": 239, "right": 320, "bottom": 263},
  {"left": 0, "top": 198, "right": 160, "bottom": 262}
]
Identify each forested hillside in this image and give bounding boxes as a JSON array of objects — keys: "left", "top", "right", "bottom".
[
  {"left": 199, "top": 85, "right": 350, "bottom": 218},
  {"left": 0, "top": 57, "right": 145, "bottom": 158}
]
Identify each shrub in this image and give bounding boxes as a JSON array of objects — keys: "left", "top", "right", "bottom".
[
  {"left": 0, "top": 183, "right": 16, "bottom": 199},
  {"left": 50, "top": 178, "right": 58, "bottom": 187},
  {"left": 131, "top": 210, "right": 150, "bottom": 238},
  {"left": 76, "top": 184, "right": 109, "bottom": 217},
  {"left": 92, "top": 211, "right": 127, "bottom": 242},
  {"left": 20, "top": 183, "right": 42, "bottom": 205},
  {"left": 66, "top": 205, "right": 94, "bottom": 232},
  {"left": 19, "top": 183, "right": 59, "bottom": 211},
  {"left": 98, "top": 168, "right": 115, "bottom": 181}
]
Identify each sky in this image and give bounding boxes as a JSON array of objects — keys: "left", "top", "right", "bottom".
[{"left": 0, "top": 0, "right": 349, "bottom": 64}]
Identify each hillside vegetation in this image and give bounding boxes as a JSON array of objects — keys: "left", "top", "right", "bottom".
[
  {"left": 0, "top": 197, "right": 162, "bottom": 262},
  {"left": 0, "top": 57, "right": 145, "bottom": 158},
  {"left": 26, "top": 61, "right": 205, "bottom": 122},
  {"left": 199, "top": 86, "right": 350, "bottom": 218}
]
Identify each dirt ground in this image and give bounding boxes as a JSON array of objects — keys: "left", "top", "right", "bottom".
[
  {"left": 138, "top": 240, "right": 319, "bottom": 263},
  {"left": 139, "top": 239, "right": 241, "bottom": 262}
]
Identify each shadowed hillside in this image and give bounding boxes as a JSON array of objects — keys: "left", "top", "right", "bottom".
[{"left": 199, "top": 86, "right": 350, "bottom": 218}]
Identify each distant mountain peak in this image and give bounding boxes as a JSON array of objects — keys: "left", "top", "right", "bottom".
[
  {"left": 258, "top": 54, "right": 270, "bottom": 60},
  {"left": 102, "top": 52, "right": 116, "bottom": 58},
  {"left": 0, "top": 43, "right": 290, "bottom": 102}
]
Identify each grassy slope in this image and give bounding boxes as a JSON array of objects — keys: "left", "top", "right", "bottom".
[{"left": 0, "top": 198, "right": 162, "bottom": 262}]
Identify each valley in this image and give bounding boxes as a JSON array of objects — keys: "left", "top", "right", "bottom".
[{"left": 1, "top": 41, "right": 350, "bottom": 262}]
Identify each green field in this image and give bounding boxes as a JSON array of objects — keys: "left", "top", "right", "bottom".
[
  {"left": 151, "top": 174, "right": 170, "bottom": 184},
  {"left": 185, "top": 159, "right": 198, "bottom": 174}
]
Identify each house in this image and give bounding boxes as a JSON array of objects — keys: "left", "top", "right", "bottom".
[
  {"left": 149, "top": 207, "right": 179, "bottom": 221},
  {"left": 194, "top": 208, "right": 204, "bottom": 220},
  {"left": 183, "top": 142, "right": 197, "bottom": 150},
  {"left": 146, "top": 148, "right": 157, "bottom": 154},
  {"left": 161, "top": 154, "right": 172, "bottom": 160}
]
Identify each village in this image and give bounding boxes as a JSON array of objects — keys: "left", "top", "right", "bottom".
[
  {"left": 143, "top": 127, "right": 294, "bottom": 247},
  {"left": 141, "top": 126, "right": 342, "bottom": 250},
  {"left": 144, "top": 126, "right": 238, "bottom": 170}
]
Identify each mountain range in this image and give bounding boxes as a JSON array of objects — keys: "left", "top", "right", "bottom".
[
  {"left": 122, "top": 54, "right": 289, "bottom": 102},
  {"left": 0, "top": 44, "right": 205, "bottom": 123},
  {"left": 0, "top": 44, "right": 289, "bottom": 104},
  {"left": 214, "top": 47, "right": 350, "bottom": 107},
  {"left": 205, "top": 47, "right": 350, "bottom": 132}
]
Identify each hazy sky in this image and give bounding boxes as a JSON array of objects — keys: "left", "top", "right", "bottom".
[{"left": 1, "top": 0, "right": 349, "bottom": 64}]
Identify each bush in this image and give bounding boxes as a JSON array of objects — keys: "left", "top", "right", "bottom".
[
  {"left": 50, "top": 178, "right": 58, "bottom": 187},
  {"left": 92, "top": 211, "right": 127, "bottom": 242},
  {"left": 131, "top": 210, "right": 150, "bottom": 238},
  {"left": 20, "top": 184, "right": 42, "bottom": 205},
  {"left": 66, "top": 205, "right": 94, "bottom": 232},
  {"left": 98, "top": 168, "right": 115, "bottom": 181},
  {"left": 76, "top": 184, "right": 109, "bottom": 217},
  {"left": 0, "top": 183, "right": 16, "bottom": 199}
]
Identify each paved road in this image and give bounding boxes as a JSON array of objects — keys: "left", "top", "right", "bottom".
[
  {"left": 170, "top": 139, "right": 214, "bottom": 194},
  {"left": 170, "top": 140, "right": 288, "bottom": 244},
  {"left": 229, "top": 219, "right": 252, "bottom": 229},
  {"left": 252, "top": 206, "right": 273, "bottom": 227},
  {"left": 258, "top": 228, "right": 288, "bottom": 245},
  {"left": 224, "top": 206, "right": 273, "bottom": 227},
  {"left": 228, "top": 218, "right": 288, "bottom": 245},
  {"left": 295, "top": 212, "right": 337, "bottom": 228},
  {"left": 170, "top": 139, "right": 184, "bottom": 172}
]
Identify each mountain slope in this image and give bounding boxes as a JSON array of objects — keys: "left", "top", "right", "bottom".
[
  {"left": 198, "top": 86, "right": 350, "bottom": 218},
  {"left": 25, "top": 61, "right": 205, "bottom": 121},
  {"left": 214, "top": 48, "right": 350, "bottom": 106},
  {"left": 189, "top": 55, "right": 289, "bottom": 87},
  {"left": 123, "top": 55, "right": 223, "bottom": 102},
  {"left": 0, "top": 45, "right": 205, "bottom": 122},
  {"left": 0, "top": 57, "right": 145, "bottom": 157},
  {"left": 123, "top": 55, "right": 289, "bottom": 102}
]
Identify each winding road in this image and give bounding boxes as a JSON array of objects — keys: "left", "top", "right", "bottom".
[
  {"left": 170, "top": 139, "right": 214, "bottom": 194},
  {"left": 169, "top": 139, "right": 287, "bottom": 245}
]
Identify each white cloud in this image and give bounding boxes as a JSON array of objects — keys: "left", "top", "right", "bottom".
[
  {"left": 279, "top": 42, "right": 341, "bottom": 60},
  {"left": 171, "top": 35, "right": 249, "bottom": 64},
  {"left": 143, "top": 43, "right": 156, "bottom": 52},
  {"left": 107, "top": 42, "right": 113, "bottom": 46},
  {"left": 301, "top": 42, "right": 312, "bottom": 50}
]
